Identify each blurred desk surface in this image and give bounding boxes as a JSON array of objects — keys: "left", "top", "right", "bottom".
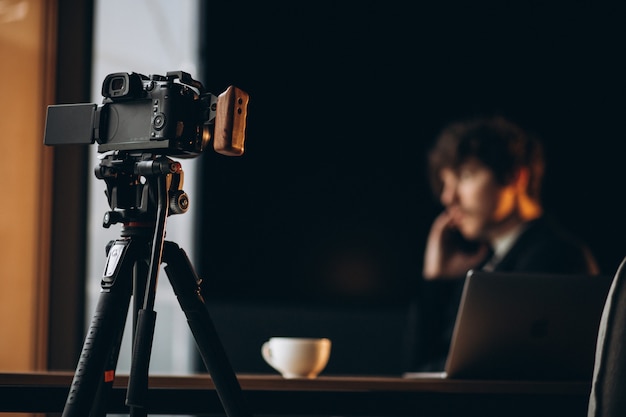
[{"left": 0, "top": 371, "right": 591, "bottom": 416}]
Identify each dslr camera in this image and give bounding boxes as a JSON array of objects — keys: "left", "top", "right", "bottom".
[{"left": 44, "top": 70, "right": 248, "bottom": 157}]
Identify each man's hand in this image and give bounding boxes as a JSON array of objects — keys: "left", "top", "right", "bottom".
[{"left": 422, "top": 211, "right": 490, "bottom": 280}]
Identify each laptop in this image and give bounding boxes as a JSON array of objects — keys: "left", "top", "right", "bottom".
[
  {"left": 405, "top": 270, "right": 612, "bottom": 380},
  {"left": 440, "top": 270, "right": 613, "bottom": 380}
]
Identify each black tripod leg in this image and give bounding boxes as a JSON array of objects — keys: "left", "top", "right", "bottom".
[
  {"left": 163, "top": 240, "right": 253, "bottom": 417},
  {"left": 127, "top": 259, "right": 150, "bottom": 417},
  {"left": 62, "top": 238, "right": 138, "bottom": 417}
]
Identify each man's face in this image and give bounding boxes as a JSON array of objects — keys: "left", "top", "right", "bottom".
[{"left": 438, "top": 158, "right": 517, "bottom": 240}]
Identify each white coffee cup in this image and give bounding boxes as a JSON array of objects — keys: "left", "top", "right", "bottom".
[{"left": 261, "top": 337, "right": 332, "bottom": 379}]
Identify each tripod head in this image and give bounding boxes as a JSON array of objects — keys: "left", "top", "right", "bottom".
[{"left": 95, "top": 151, "right": 189, "bottom": 230}]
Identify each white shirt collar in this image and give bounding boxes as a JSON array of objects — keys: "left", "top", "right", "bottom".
[{"left": 490, "top": 223, "right": 528, "bottom": 260}]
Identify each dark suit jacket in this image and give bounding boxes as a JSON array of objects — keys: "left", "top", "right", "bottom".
[{"left": 404, "top": 216, "right": 600, "bottom": 372}]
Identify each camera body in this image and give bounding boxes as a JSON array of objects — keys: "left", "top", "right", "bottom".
[
  {"left": 44, "top": 71, "right": 248, "bottom": 158},
  {"left": 97, "top": 71, "right": 211, "bottom": 156}
]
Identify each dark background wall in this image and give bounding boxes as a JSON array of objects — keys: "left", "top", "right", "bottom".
[
  {"left": 198, "top": 1, "right": 625, "bottom": 299},
  {"left": 192, "top": 1, "right": 625, "bottom": 374}
]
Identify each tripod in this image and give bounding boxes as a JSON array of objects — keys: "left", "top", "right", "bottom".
[{"left": 62, "top": 152, "right": 252, "bottom": 417}]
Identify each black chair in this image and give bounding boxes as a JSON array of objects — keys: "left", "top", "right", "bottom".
[{"left": 588, "top": 258, "right": 626, "bottom": 416}]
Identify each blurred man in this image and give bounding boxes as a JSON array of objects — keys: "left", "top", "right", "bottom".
[{"left": 405, "top": 115, "right": 599, "bottom": 371}]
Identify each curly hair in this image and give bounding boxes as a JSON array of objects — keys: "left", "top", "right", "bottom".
[{"left": 427, "top": 116, "right": 545, "bottom": 200}]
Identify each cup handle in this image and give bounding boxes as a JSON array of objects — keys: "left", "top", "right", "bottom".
[{"left": 261, "top": 341, "right": 273, "bottom": 367}]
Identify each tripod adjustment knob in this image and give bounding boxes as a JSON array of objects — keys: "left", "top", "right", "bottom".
[
  {"left": 169, "top": 190, "right": 189, "bottom": 215},
  {"left": 103, "top": 210, "right": 123, "bottom": 227}
]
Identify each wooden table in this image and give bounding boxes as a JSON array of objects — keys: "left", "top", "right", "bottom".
[{"left": 0, "top": 372, "right": 591, "bottom": 416}]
